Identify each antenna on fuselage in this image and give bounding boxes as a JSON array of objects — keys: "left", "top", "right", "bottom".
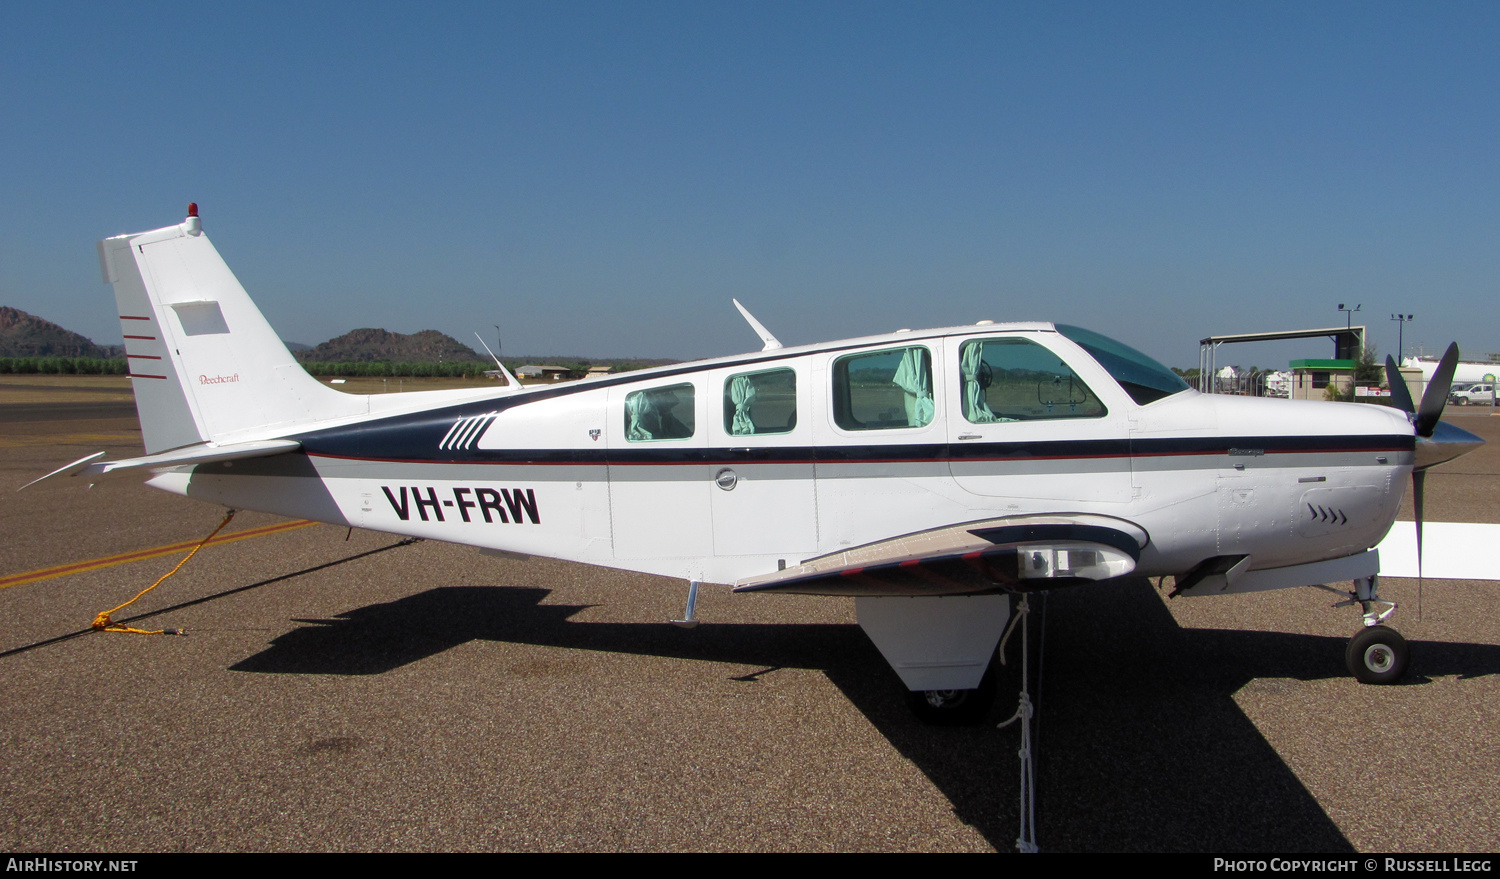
[
  {"left": 732, "top": 299, "right": 783, "bottom": 352},
  {"left": 475, "top": 330, "right": 520, "bottom": 388}
]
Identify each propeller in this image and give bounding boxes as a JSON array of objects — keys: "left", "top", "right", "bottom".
[
  {"left": 1384, "top": 354, "right": 1416, "bottom": 415},
  {"left": 1383, "top": 343, "right": 1485, "bottom": 577},
  {"left": 1415, "top": 343, "right": 1460, "bottom": 437}
]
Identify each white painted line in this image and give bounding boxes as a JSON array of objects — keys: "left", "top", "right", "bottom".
[{"left": 1376, "top": 522, "right": 1500, "bottom": 580}]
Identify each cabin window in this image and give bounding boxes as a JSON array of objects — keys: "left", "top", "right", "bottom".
[
  {"left": 832, "top": 346, "right": 934, "bottom": 431},
  {"left": 959, "top": 338, "right": 1107, "bottom": 422},
  {"left": 724, "top": 368, "right": 797, "bottom": 436},
  {"left": 625, "top": 383, "right": 696, "bottom": 441},
  {"left": 1054, "top": 325, "right": 1189, "bottom": 405}
]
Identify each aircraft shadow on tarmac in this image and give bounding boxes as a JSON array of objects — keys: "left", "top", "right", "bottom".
[{"left": 231, "top": 578, "right": 1500, "bottom": 853}]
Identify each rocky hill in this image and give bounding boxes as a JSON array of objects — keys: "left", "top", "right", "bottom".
[
  {"left": 0, "top": 307, "right": 120, "bottom": 358},
  {"left": 295, "top": 328, "right": 485, "bottom": 363},
  {"left": 0, "top": 307, "right": 678, "bottom": 372}
]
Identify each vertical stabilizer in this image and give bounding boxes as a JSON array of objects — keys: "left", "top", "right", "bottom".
[{"left": 99, "top": 208, "right": 366, "bottom": 453}]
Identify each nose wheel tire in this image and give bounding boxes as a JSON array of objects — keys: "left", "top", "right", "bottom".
[{"left": 1346, "top": 625, "right": 1409, "bottom": 684}]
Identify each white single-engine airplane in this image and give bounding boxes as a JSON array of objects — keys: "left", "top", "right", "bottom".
[{"left": 30, "top": 207, "right": 1485, "bottom": 723}]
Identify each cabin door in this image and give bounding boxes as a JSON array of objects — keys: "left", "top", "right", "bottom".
[
  {"left": 945, "top": 335, "right": 1132, "bottom": 503},
  {"left": 707, "top": 362, "right": 819, "bottom": 559},
  {"left": 606, "top": 378, "right": 713, "bottom": 563}
]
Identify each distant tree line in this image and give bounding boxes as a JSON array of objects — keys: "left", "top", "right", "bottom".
[
  {"left": 300, "top": 360, "right": 495, "bottom": 378},
  {"left": 1, "top": 356, "right": 663, "bottom": 379},
  {"left": 0, "top": 357, "right": 128, "bottom": 374},
  {"left": 0, "top": 357, "right": 498, "bottom": 378},
  {"left": 302, "top": 359, "right": 661, "bottom": 378}
]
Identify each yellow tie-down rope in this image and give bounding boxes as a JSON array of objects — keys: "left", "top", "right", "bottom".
[{"left": 91, "top": 509, "right": 236, "bottom": 636}]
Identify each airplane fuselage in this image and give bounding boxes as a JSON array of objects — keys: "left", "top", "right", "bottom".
[{"left": 151, "top": 322, "right": 1415, "bottom": 588}]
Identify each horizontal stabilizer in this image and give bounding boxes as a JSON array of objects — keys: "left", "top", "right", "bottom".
[
  {"left": 734, "top": 515, "right": 1145, "bottom": 596},
  {"left": 20, "top": 439, "right": 300, "bottom": 489},
  {"left": 19, "top": 452, "right": 108, "bottom": 490}
]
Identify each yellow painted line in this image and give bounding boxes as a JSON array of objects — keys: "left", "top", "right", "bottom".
[{"left": 0, "top": 519, "right": 320, "bottom": 590}]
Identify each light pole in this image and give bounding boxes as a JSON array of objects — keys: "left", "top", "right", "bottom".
[
  {"left": 1338, "top": 303, "right": 1362, "bottom": 329},
  {"left": 1391, "top": 314, "right": 1414, "bottom": 361}
]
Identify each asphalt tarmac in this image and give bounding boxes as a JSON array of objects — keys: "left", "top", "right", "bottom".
[{"left": 2, "top": 399, "right": 1497, "bottom": 852}]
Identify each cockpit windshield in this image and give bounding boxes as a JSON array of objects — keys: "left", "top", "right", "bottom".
[{"left": 1055, "top": 325, "right": 1190, "bottom": 405}]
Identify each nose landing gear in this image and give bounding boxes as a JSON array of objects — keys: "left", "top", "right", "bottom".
[
  {"left": 1346, "top": 624, "right": 1409, "bottom": 684},
  {"left": 1319, "top": 575, "right": 1410, "bottom": 684}
]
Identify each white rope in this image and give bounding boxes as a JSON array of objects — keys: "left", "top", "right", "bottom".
[{"left": 995, "top": 594, "right": 1039, "bottom": 853}]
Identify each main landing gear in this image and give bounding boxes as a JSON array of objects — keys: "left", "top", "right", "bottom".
[
  {"left": 1322, "top": 575, "right": 1410, "bottom": 684},
  {"left": 906, "top": 667, "right": 998, "bottom": 726},
  {"left": 904, "top": 594, "right": 1034, "bottom": 726}
]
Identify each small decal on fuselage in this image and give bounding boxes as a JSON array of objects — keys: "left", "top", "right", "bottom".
[
  {"left": 199, "top": 373, "right": 241, "bottom": 385},
  {"left": 380, "top": 485, "right": 540, "bottom": 524},
  {"left": 439, "top": 413, "right": 498, "bottom": 451}
]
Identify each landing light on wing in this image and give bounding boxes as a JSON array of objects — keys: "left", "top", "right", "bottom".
[
  {"left": 1018, "top": 545, "right": 1135, "bottom": 581},
  {"left": 735, "top": 516, "right": 1145, "bottom": 596}
]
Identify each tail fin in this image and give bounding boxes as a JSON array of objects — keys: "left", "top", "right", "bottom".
[{"left": 98, "top": 207, "right": 365, "bottom": 453}]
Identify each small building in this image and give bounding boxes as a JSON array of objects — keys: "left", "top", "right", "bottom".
[
  {"left": 516, "top": 365, "right": 573, "bottom": 382},
  {"left": 585, "top": 365, "right": 612, "bottom": 379},
  {"left": 1289, "top": 358, "right": 1355, "bottom": 400}
]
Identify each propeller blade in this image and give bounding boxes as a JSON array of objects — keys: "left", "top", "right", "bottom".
[
  {"left": 1401, "top": 343, "right": 1485, "bottom": 581},
  {"left": 1412, "top": 469, "right": 1425, "bottom": 580},
  {"left": 1414, "top": 342, "right": 1460, "bottom": 437},
  {"left": 1385, "top": 355, "right": 1416, "bottom": 415}
]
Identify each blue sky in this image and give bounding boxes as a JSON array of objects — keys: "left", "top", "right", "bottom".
[{"left": 1, "top": 1, "right": 1496, "bottom": 369}]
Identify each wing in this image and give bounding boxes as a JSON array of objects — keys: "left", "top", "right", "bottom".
[{"left": 733, "top": 514, "right": 1148, "bottom": 596}]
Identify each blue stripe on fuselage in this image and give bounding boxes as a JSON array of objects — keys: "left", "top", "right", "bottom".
[{"left": 296, "top": 433, "right": 1412, "bottom": 468}]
